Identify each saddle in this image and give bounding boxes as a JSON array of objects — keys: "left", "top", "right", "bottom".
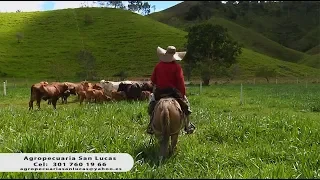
[{"left": 153, "top": 87, "right": 188, "bottom": 116}]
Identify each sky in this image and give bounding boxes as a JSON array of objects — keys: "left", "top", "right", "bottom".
[{"left": 0, "top": 1, "right": 183, "bottom": 14}]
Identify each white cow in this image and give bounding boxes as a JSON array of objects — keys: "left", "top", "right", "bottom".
[{"left": 99, "top": 80, "right": 133, "bottom": 96}]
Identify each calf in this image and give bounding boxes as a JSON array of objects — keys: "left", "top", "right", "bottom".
[
  {"left": 140, "top": 91, "right": 151, "bottom": 101},
  {"left": 92, "top": 89, "right": 111, "bottom": 103},
  {"left": 48, "top": 89, "right": 71, "bottom": 105},
  {"left": 78, "top": 90, "right": 87, "bottom": 105},
  {"left": 111, "top": 90, "right": 127, "bottom": 101},
  {"left": 74, "top": 81, "right": 92, "bottom": 101}
]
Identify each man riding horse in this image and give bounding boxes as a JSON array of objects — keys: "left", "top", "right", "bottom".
[{"left": 147, "top": 46, "right": 196, "bottom": 135}]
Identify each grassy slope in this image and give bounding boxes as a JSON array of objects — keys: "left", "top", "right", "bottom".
[
  {"left": 0, "top": 8, "right": 187, "bottom": 79},
  {"left": 0, "top": 8, "right": 319, "bottom": 80},
  {"left": 289, "top": 27, "right": 320, "bottom": 52},
  {"left": 299, "top": 54, "right": 320, "bottom": 69}
]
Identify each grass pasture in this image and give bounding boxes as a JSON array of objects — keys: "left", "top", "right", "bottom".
[{"left": 0, "top": 81, "right": 319, "bottom": 178}]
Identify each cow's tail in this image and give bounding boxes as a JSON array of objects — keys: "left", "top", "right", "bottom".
[{"left": 30, "top": 85, "right": 34, "bottom": 100}]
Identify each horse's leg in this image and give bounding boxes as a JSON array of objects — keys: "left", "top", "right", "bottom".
[{"left": 169, "top": 134, "right": 179, "bottom": 156}]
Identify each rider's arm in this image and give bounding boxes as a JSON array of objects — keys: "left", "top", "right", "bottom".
[{"left": 151, "top": 64, "right": 157, "bottom": 86}]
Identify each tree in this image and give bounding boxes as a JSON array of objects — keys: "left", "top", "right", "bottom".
[
  {"left": 185, "top": 4, "right": 202, "bottom": 21},
  {"left": 151, "top": 5, "right": 156, "bottom": 12},
  {"left": 97, "top": 1, "right": 123, "bottom": 8},
  {"left": 141, "top": 2, "right": 151, "bottom": 15},
  {"left": 127, "top": 1, "right": 143, "bottom": 12},
  {"left": 184, "top": 23, "right": 242, "bottom": 86},
  {"left": 183, "top": 63, "right": 193, "bottom": 81},
  {"left": 229, "top": 63, "right": 241, "bottom": 80},
  {"left": 84, "top": 13, "right": 93, "bottom": 25},
  {"left": 108, "top": 1, "right": 123, "bottom": 8},
  {"left": 16, "top": 32, "right": 24, "bottom": 43},
  {"left": 77, "top": 49, "right": 97, "bottom": 80},
  {"left": 255, "top": 66, "right": 277, "bottom": 83},
  {"left": 113, "top": 71, "right": 128, "bottom": 81}
]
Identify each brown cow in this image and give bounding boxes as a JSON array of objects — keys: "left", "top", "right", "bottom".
[
  {"left": 111, "top": 90, "right": 127, "bottom": 101},
  {"left": 140, "top": 91, "right": 151, "bottom": 101},
  {"left": 48, "top": 89, "right": 72, "bottom": 105},
  {"left": 141, "top": 81, "right": 153, "bottom": 92},
  {"left": 74, "top": 81, "right": 93, "bottom": 101},
  {"left": 38, "top": 82, "right": 69, "bottom": 109},
  {"left": 78, "top": 90, "right": 87, "bottom": 105},
  {"left": 92, "top": 83, "right": 103, "bottom": 90},
  {"left": 47, "top": 82, "right": 77, "bottom": 104},
  {"left": 91, "top": 89, "right": 111, "bottom": 103},
  {"left": 29, "top": 81, "right": 49, "bottom": 110}
]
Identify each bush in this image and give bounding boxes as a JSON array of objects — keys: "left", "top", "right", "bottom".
[
  {"left": 16, "top": 32, "right": 24, "bottom": 43},
  {"left": 84, "top": 14, "right": 93, "bottom": 25},
  {"left": 113, "top": 71, "right": 128, "bottom": 81}
]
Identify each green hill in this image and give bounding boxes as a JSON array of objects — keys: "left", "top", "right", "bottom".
[
  {"left": 236, "top": 49, "right": 319, "bottom": 78},
  {"left": 0, "top": 8, "right": 319, "bottom": 80},
  {"left": 306, "top": 44, "right": 320, "bottom": 55},
  {"left": 206, "top": 17, "right": 307, "bottom": 63},
  {"left": 148, "top": 1, "right": 320, "bottom": 68},
  {"left": 0, "top": 8, "right": 187, "bottom": 79},
  {"left": 289, "top": 27, "right": 320, "bottom": 52}
]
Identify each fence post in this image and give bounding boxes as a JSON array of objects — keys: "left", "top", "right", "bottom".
[
  {"left": 200, "top": 81, "right": 202, "bottom": 94},
  {"left": 13, "top": 77, "right": 16, "bottom": 88},
  {"left": 305, "top": 79, "right": 308, "bottom": 88},
  {"left": 3, "top": 81, "right": 6, "bottom": 96},
  {"left": 240, "top": 83, "right": 243, "bottom": 105},
  {"left": 254, "top": 78, "right": 255, "bottom": 85}
]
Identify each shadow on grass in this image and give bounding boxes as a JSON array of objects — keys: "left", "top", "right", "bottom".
[
  {"left": 134, "top": 137, "right": 160, "bottom": 167},
  {"left": 133, "top": 136, "right": 177, "bottom": 167}
]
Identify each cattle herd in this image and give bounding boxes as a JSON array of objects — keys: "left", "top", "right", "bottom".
[{"left": 28, "top": 79, "right": 154, "bottom": 110}]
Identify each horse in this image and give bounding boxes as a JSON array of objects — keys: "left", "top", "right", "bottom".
[{"left": 151, "top": 97, "right": 189, "bottom": 162}]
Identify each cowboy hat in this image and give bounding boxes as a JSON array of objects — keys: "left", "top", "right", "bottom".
[{"left": 157, "top": 46, "right": 186, "bottom": 62}]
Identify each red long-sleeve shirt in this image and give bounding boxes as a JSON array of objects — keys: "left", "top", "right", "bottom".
[{"left": 151, "top": 61, "right": 186, "bottom": 96}]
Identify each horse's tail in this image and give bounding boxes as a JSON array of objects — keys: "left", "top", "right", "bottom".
[
  {"left": 159, "top": 101, "right": 171, "bottom": 159},
  {"left": 160, "top": 102, "right": 171, "bottom": 139}
]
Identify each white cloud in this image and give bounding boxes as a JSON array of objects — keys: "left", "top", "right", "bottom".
[{"left": 0, "top": 1, "right": 46, "bottom": 12}]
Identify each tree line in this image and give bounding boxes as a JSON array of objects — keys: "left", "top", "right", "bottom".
[
  {"left": 82, "top": 1, "right": 156, "bottom": 15},
  {"left": 186, "top": 1, "right": 320, "bottom": 21}
]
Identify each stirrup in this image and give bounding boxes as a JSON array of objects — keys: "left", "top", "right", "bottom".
[
  {"left": 185, "top": 124, "right": 195, "bottom": 134},
  {"left": 146, "top": 125, "right": 154, "bottom": 135}
]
